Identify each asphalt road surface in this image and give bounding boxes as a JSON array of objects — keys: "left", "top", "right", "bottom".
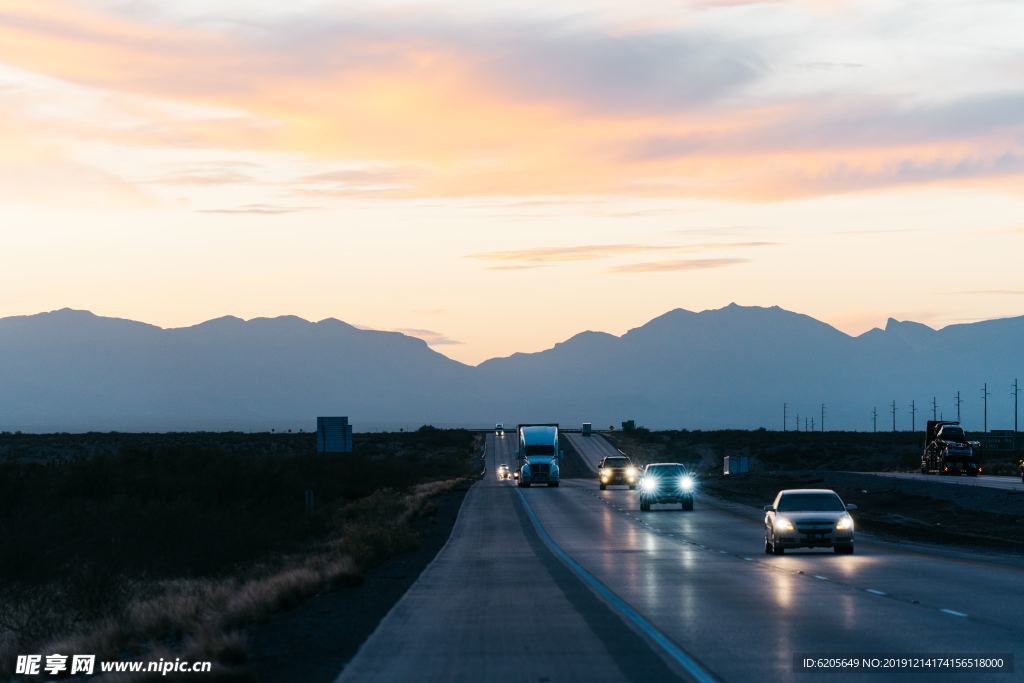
[
  {"left": 863, "top": 471, "right": 1024, "bottom": 491},
  {"left": 337, "top": 434, "right": 1024, "bottom": 682}
]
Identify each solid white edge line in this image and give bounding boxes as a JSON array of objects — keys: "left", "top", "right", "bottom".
[{"left": 514, "top": 486, "right": 719, "bottom": 683}]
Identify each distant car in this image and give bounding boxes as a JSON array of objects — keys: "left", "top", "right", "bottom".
[
  {"left": 637, "top": 463, "right": 694, "bottom": 511},
  {"left": 512, "top": 470, "right": 520, "bottom": 481},
  {"left": 598, "top": 455, "right": 637, "bottom": 490},
  {"left": 763, "top": 489, "right": 856, "bottom": 555},
  {"left": 495, "top": 423, "right": 504, "bottom": 436},
  {"left": 497, "top": 464, "right": 510, "bottom": 480}
]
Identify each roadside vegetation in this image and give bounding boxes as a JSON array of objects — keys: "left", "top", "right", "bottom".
[{"left": 0, "top": 428, "right": 480, "bottom": 680}]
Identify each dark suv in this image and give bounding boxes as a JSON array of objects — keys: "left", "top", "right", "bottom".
[
  {"left": 638, "top": 463, "right": 695, "bottom": 511},
  {"left": 598, "top": 455, "right": 637, "bottom": 490}
]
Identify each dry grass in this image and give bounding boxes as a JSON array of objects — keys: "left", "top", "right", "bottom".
[{"left": 1, "top": 476, "right": 474, "bottom": 680}]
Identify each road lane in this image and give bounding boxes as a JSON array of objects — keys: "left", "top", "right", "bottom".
[
  {"left": 863, "top": 471, "right": 1024, "bottom": 491},
  {"left": 556, "top": 436, "right": 1024, "bottom": 681},
  {"left": 336, "top": 432, "right": 687, "bottom": 683},
  {"left": 565, "top": 432, "right": 619, "bottom": 473},
  {"left": 339, "top": 432, "right": 1023, "bottom": 683}
]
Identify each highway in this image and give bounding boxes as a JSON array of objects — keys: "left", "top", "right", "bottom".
[
  {"left": 863, "top": 471, "right": 1024, "bottom": 491},
  {"left": 337, "top": 433, "right": 1024, "bottom": 682}
]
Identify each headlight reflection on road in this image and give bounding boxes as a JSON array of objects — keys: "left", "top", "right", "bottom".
[{"left": 773, "top": 572, "right": 794, "bottom": 610}]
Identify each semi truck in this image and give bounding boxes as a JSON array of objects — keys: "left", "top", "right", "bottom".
[
  {"left": 921, "top": 420, "right": 981, "bottom": 476},
  {"left": 517, "top": 424, "right": 560, "bottom": 487}
]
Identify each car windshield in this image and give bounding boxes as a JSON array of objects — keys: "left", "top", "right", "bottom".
[
  {"left": 525, "top": 444, "right": 554, "bottom": 456},
  {"left": 940, "top": 427, "right": 965, "bottom": 440},
  {"left": 776, "top": 493, "right": 845, "bottom": 512},
  {"left": 604, "top": 458, "right": 629, "bottom": 467},
  {"left": 646, "top": 465, "right": 686, "bottom": 477}
]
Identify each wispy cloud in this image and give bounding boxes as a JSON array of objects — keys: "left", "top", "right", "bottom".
[
  {"left": 945, "top": 289, "right": 1024, "bottom": 296},
  {"left": 468, "top": 244, "right": 676, "bottom": 264},
  {"left": 393, "top": 327, "right": 462, "bottom": 346},
  {"left": 197, "top": 203, "right": 319, "bottom": 215},
  {"left": 469, "top": 241, "right": 776, "bottom": 267},
  {"left": 145, "top": 170, "right": 256, "bottom": 186},
  {"left": 610, "top": 258, "right": 748, "bottom": 273}
]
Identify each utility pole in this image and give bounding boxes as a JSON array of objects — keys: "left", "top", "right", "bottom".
[
  {"left": 891, "top": 400, "right": 897, "bottom": 432},
  {"left": 982, "top": 383, "right": 990, "bottom": 433},
  {"left": 872, "top": 406, "right": 878, "bottom": 433},
  {"left": 783, "top": 402, "right": 788, "bottom": 432},
  {"left": 931, "top": 396, "right": 938, "bottom": 421},
  {"left": 1012, "top": 379, "right": 1020, "bottom": 434},
  {"left": 954, "top": 391, "right": 962, "bottom": 421},
  {"left": 805, "top": 417, "right": 809, "bottom": 432},
  {"left": 909, "top": 399, "right": 917, "bottom": 432},
  {"left": 820, "top": 403, "right": 826, "bottom": 433},
  {"left": 810, "top": 416, "right": 816, "bottom": 432}
]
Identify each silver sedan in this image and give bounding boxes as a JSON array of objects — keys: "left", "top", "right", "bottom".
[{"left": 763, "top": 489, "right": 857, "bottom": 555}]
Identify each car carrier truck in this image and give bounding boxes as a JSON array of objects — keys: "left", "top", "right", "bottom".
[{"left": 921, "top": 420, "right": 981, "bottom": 476}]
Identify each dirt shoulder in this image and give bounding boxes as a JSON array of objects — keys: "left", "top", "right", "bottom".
[
  {"left": 703, "top": 471, "right": 1024, "bottom": 552},
  {"left": 245, "top": 485, "right": 470, "bottom": 683}
]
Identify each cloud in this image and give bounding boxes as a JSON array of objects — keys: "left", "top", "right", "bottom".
[
  {"left": 469, "top": 241, "right": 777, "bottom": 270},
  {"left": 946, "top": 289, "right": 1024, "bottom": 296},
  {"left": 393, "top": 327, "right": 463, "bottom": 346},
  {"left": 610, "top": 258, "right": 747, "bottom": 273},
  {"left": 197, "top": 203, "right": 319, "bottom": 215},
  {"left": 468, "top": 244, "right": 676, "bottom": 264},
  {"left": 2, "top": 2, "right": 1024, "bottom": 202},
  {"left": 146, "top": 170, "right": 255, "bottom": 185}
]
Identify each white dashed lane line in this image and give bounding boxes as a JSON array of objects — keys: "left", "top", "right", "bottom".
[
  {"left": 940, "top": 608, "right": 968, "bottom": 618},
  {"left": 866, "top": 589, "right": 887, "bottom": 596}
]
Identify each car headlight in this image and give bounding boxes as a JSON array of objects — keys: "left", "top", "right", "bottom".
[
  {"left": 774, "top": 517, "right": 794, "bottom": 532},
  {"left": 641, "top": 477, "right": 659, "bottom": 492},
  {"left": 836, "top": 515, "right": 854, "bottom": 531},
  {"left": 626, "top": 466, "right": 638, "bottom": 478},
  {"left": 679, "top": 475, "right": 695, "bottom": 492}
]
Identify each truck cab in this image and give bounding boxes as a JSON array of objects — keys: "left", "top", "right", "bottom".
[
  {"left": 922, "top": 420, "right": 980, "bottom": 476},
  {"left": 517, "top": 424, "right": 560, "bottom": 488}
]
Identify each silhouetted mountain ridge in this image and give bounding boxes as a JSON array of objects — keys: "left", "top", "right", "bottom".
[{"left": 1, "top": 306, "right": 1021, "bottom": 431}]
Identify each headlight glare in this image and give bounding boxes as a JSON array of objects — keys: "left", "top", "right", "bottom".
[
  {"left": 679, "top": 475, "right": 695, "bottom": 491},
  {"left": 836, "top": 515, "right": 854, "bottom": 531},
  {"left": 641, "top": 477, "right": 659, "bottom": 492},
  {"left": 774, "top": 516, "right": 794, "bottom": 532}
]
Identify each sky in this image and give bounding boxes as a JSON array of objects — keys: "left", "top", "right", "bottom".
[{"left": 1, "top": 0, "right": 1022, "bottom": 364}]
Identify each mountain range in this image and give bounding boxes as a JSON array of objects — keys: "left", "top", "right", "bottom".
[{"left": 1, "top": 305, "right": 1021, "bottom": 432}]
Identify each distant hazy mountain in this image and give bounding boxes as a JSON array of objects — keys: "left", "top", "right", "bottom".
[{"left": 1, "top": 305, "right": 1021, "bottom": 431}]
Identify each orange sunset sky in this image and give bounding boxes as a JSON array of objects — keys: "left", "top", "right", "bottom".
[{"left": 2, "top": 0, "right": 1023, "bottom": 363}]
